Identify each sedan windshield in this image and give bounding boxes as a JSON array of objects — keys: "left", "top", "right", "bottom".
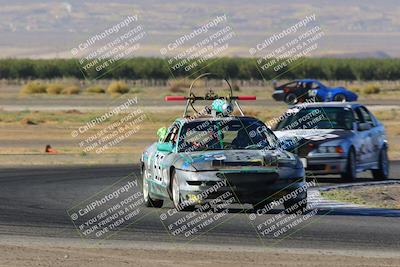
[
  {"left": 275, "top": 107, "right": 354, "bottom": 130},
  {"left": 178, "top": 118, "right": 279, "bottom": 152}
]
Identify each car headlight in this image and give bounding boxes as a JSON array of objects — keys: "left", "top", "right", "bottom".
[
  {"left": 278, "top": 158, "right": 303, "bottom": 169},
  {"left": 316, "top": 146, "right": 344, "bottom": 154}
]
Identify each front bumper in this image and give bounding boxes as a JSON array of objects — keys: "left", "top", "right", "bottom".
[
  {"left": 306, "top": 156, "right": 347, "bottom": 174},
  {"left": 272, "top": 90, "right": 285, "bottom": 101},
  {"left": 175, "top": 169, "right": 306, "bottom": 204}
]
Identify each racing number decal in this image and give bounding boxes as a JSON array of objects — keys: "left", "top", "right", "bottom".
[{"left": 153, "top": 152, "right": 165, "bottom": 184}]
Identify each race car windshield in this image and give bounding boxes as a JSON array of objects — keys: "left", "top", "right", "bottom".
[
  {"left": 178, "top": 118, "right": 279, "bottom": 152},
  {"left": 275, "top": 107, "right": 354, "bottom": 130}
]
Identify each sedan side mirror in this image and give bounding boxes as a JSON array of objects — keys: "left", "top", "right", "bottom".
[
  {"left": 157, "top": 142, "right": 174, "bottom": 153},
  {"left": 357, "top": 122, "right": 371, "bottom": 131}
]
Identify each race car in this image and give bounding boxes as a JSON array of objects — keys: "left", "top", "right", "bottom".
[
  {"left": 140, "top": 74, "right": 307, "bottom": 213},
  {"left": 272, "top": 79, "right": 358, "bottom": 104},
  {"left": 273, "top": 102, "right": 389, "bottom": 181}
]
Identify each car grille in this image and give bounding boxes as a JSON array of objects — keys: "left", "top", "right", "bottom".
[
  {"left": 221, "top": 172, "right": 279, "bottom": 200},
  {"left": 307, "top": 164, "right": 325, "bottom": 171},
  {"left": 223, "top": 172, "right": 279, "bottom": 184},
  {"left": 213, "top": 160, "right": 263, "bottom": 167},
  {"left": 187, "top": 181, "right": 218, "bottom": 186}
]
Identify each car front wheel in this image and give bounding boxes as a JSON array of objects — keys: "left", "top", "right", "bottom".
[
  {"left": 143, "top": 170, "right": 163, "bottom": 208},
  {"left": 372, "top": 147, "right": 389, "bottom": 180},
  {"left": 172, "top": 171, "right": 195, "bottom": 211},
  {"left": 333, "top": 93, "right": 347, "bottom": 102},
  {"left": 284, "top": 93, "right": 298, "bottom": 104},
  {"left": 341, "top": 148, "right": 357, "bottom": 182}
]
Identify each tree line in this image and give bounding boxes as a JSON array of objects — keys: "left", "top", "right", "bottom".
[{"left": 1, "top": 57, "right": 400, "bottom": 80}]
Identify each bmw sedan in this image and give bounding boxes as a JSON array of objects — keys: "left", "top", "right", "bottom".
[{"left": 273, "top": 102, "right": 389, "bottom": 181}]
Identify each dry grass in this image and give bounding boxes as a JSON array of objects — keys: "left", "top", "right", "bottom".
[
  {"left": 107, "top": 81, "right": 130, "bottom": 95},
  {"left": 20, "top": 82, "right": 81, "bottom": 95},
  {"left": 20, "top": 81, "right": 46, "bottom": 94},
  {"left": 12, "top": 79, "right": 400, "bottom": 101},
  {"left": 46, "top": 83, "right": 64, "bottom": 95},
  {"left": 168, "top": 79, "right": 188, "bottom": 93},
  {"left": 232, "top": 83, "right": 241, "bottom": 92},
  {"left": 86, "top": 85, "right": 105, "bottom": 94},
  {"left": 167, "top": 78, "right": 207, "bottom": 93},
  {"left": 364, "top": 84, "right": 381, "bottom": 94},
  {"left": 350, "top": 84, "right": 381, "bottom": 95},
  {"left": 61, "top": 85, "right": 81, "bottom": 95},
  {"left": 322, "top": 185, "right": 400, "bottom": 209}
]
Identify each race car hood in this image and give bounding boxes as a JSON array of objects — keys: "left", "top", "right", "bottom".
[
  {"left": 175, "top": 149, "right": 295, "bottom": 171},
  {"left": 274, "top": 128, "right": 354, "bottom": 148}
]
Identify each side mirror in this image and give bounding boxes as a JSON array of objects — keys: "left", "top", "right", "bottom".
[
  {"left": 157, "top": 142, "right": 174, "bottom": 153},
  {"left": 157, "top": 127, "right": 168, "bottom": 141},
  {"left": 357, "top": 122, "right": 371, "bottom": 131}
]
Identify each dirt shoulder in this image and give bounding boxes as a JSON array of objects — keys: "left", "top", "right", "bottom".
[
  {"left": 0, "top": 237, "right": 399, "bottom": 267},
  {"left": 321, "top": 184, "right": 400, "bottom": 209}
]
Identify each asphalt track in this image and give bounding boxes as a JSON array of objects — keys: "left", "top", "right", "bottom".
[{"left": 0, "top": 162, "right": 399, "bottom": 252}]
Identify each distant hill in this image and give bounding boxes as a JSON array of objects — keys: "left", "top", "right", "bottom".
[{"left": 0, "top": 0, "right": 399, "bottom": 58}]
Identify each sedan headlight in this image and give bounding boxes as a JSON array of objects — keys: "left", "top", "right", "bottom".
[
  {"left": 278, "top": 158, "right": 303, "bottom": 169},
  {"left": 316, "top": 146, "right": 344, "bottom": 154}
]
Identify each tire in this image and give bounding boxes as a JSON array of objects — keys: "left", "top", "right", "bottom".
[
  {"left": 172, "top": 171, "right": 195, "bottom": 211},
  {"left": 142, "top": 169, "right": 163, "bottom": 208},
  {"left": 372, "top": 147, "right": 389, "bottom": 180},
  {"left": 333, "top": 93, "right": 347, "bottom": 102},
  {"left": 283, "top": 198, "right": 307, "bottom": 214},
  {"left": 314, "top": 95, "right": 323, "bottom": 102},
  {"left": 341, "top": 148, "right": 357, "bottom": 182},
  {"left": 284, "top": 93, "right": 298, "bottom": 104}
]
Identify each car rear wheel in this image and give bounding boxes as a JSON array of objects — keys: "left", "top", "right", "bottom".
[
  {"left": 284, "top": 93, "right": 298, "bottom": 104},
  {"left": 142, "top": 170, "right": 163, "bottom": 208},
  {"left": 333, "top": 93, "right": 347, "bottom": 102},
  {"left": 341, "top": 148, "right": 357, "bottom": 182},
  {"left": 172, "top": 171, "right": 195, "bottom": 211},
  {"left": 372, "top": 147, "right": 389, "bottom": 180}
]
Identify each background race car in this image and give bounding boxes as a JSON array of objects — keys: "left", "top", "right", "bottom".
[
  {"left": 273, "top": 102, "right": 389, "bottom": 181},
  {"left": 272, "top": 79, "right": 358, "bottom": 104}
]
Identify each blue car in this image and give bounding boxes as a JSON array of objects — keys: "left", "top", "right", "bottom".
[{"left": 272, "top": 79, "right": 358, "bottom": 104}]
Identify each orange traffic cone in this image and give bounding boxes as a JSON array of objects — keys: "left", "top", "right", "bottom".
[{"left": 45, "top": 145, "right": 58, "bottom": 154}]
